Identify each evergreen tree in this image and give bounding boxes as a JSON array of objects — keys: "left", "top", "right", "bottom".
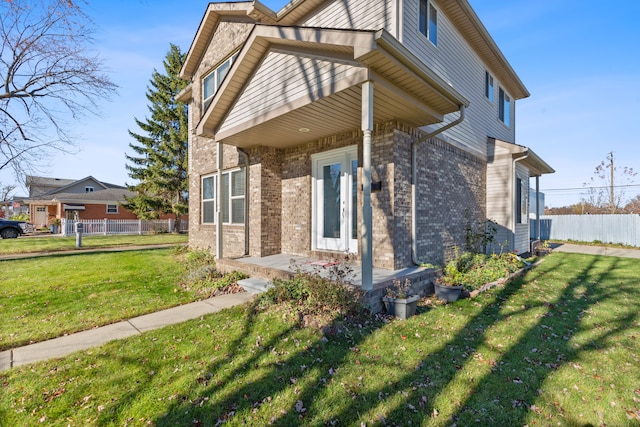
[{"left": 125, "top": 44, "right": 188, "bottom": 230}]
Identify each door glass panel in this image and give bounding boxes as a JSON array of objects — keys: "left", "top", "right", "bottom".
[
  {"left": 351, "top": 159, "right": 357, "bottom": 240},
  {"left": 323, "top": 163, "right": 341, "bottom": 238}
]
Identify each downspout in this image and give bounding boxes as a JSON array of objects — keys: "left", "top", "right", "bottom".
[
  {"left": 411, "top": 105, "right": 465, "bottom": 265},
  {"left": 237, "top": 148, "right": 250, "bottom": 256}
]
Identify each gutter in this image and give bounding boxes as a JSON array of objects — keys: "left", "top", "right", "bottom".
[{"left": 411, "top": 105, "right": 465, "bottom": 266}]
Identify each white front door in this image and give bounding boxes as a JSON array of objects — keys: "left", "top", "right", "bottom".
[
  {"left": 312, "top": 146, "right": 358, "bottom": 253},
  {"left": 35, "top": 206, "right": 47, "bottom": 228}
]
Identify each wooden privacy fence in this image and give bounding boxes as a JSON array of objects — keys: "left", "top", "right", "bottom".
[
  {"left": 61, "top": 219, "right": 188, "bottom": 236},
  {"left": 530, "top": 214, "right": 640, "bottom": 247}
]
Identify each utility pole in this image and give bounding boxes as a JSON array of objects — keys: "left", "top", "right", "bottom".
[{"left": 608, "top": 152, "right": 615, "bottom": 214}]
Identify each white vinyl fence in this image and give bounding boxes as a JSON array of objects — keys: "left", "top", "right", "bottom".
[
  {"left": 61, "top": 219, "right": 188, "bottom": 236},
  {"left": 530, "top": 214, "right": 640, "bottom": 247}
]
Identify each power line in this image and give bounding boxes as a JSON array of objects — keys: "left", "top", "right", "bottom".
[{"left": 541, "top": 184, "right": 640, "bottom": 192}]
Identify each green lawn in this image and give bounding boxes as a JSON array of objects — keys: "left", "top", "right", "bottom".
[
  {"left": 1, "top": 252, "right": 639, "bottom": 426},
  {"left": 0, "top": 233, "right": 188, "bottom": 255},
  {"left": 0, "top": 248, "right": 197, "bottom": 351}
]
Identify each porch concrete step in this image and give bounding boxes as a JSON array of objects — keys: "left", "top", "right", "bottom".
[{"left": 238, "top": 277, "right": 273, "bottom": 294}]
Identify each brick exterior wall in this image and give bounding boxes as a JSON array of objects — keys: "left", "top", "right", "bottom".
[
  {"left": 187, "top": 19, "right": 254, "bottom": 256},
  {"left": 184, "top": 20, "right": 487, "bottom": 269},
  {"left": 395, "top": 125, "right": 487, "bottom": 266},
  {"left": 189, "top": 120, "right": 487, "bottom": 270}
]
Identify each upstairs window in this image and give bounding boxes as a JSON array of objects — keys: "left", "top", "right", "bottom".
[
  {"left": 485, "top": 71, "right": 494, "bottom": 102},
  {"left": 85, "top": 186, "right": 94, "bottom": 192},
  {"left": 498, "top": 87, "right": 511, "bottom": 127},
  {"left": 419, "top": 0, "right": 438, "bottom": 46},
  {"left": 203, "top": 51, "right": 239, "bottom": 110}
]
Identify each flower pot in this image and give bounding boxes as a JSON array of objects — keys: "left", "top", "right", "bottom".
[
  {"left": 434, "top": 283, "right": 463, "bottom": 303},
  {"left": 382, "top": 295, "right": 420, "bottom": 319}
]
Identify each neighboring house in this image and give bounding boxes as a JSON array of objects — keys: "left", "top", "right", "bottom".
[
  {"left": 26, "top": 176, "right": 138, "bottom": 228},
  {"left": 178, "top": 0, "right": 554, "bottom": 289}
]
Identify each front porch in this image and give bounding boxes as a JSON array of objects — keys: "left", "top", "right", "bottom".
[{"left": 217, "top": 253, "right": 438, "bottom": 313}]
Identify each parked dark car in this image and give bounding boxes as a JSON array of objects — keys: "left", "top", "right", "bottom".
[{"left": 0, "top": 218, "right": 30, "bottom": 239}]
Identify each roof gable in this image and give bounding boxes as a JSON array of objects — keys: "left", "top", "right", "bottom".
[{"left": 182, "top": 0, "right": 528, "bottom": 99}]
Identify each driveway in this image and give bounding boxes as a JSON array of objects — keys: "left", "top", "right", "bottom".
[{"left": 551, "top": 243, "right": 640, "bottom": 259}]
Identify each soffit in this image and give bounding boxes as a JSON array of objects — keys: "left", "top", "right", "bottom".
[
  {"left": 493, "top": 139, "right": 555, "bottom": 177},
  {"left": 197, "top": 26, "right": 468, "bottom": 148}
]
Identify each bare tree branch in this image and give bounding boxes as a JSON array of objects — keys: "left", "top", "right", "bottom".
[{"left": 0, "top": 0, "right": 118, "bottom": 177}]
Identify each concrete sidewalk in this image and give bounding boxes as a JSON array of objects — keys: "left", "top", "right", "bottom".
[
  {"left": 0, "top": 243, "right": 179, "bottom": 261},
  {"left": 551, "top": 243, "right": 640, "bottom": 258},
  {"left": 0, "top": 292, "right": 254, "bottom": 371}
]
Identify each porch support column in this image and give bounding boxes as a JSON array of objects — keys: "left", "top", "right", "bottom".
[
  {"left": 216, "top": 141, "right": 223, "bottom": 260},
  {"left": 535, "top": 176, "right": 541, "bottom": 240},
  {"left": 361, "top": 80, "right": 373, "bottom": 290}
]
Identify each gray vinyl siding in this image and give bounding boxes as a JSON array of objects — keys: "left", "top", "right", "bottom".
[
  {"left": 486, "top": 150, "right": 512, "bottom": 252},
  {"left": 220, "top": 50, "right": 363, "bottom": 134},
  {"left": 514, "top": 162, "right": 530, "bottom": 253},
  {"left": 401, "top": 0, "right": 515, "bottom": 158},
  {"left": 300, "top": 0, "right": 397, "bottom": 36}
]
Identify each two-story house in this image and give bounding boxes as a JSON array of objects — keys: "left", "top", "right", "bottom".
[{"left": 178, "top": 0, "right": 553, "bottom": 289}]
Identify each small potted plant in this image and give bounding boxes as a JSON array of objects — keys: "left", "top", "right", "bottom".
[
  {"left": 49, "top": 217, "right": 61, "bottom": 234},
  {"left": 535, "top": 240, "right": 552, "bottom": 256},
  {"left": 382, "top": 278, "right": 420, "bottom": 319},
  {"left": 434, "top": 257, "right": 465, "bottom": 303}
]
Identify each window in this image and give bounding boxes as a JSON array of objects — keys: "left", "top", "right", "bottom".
[
  {"left": 201, "top": 169, "right": 245, "bottom": 225},
  {"left": 202, "top": 175, "right": 215, "bottom": 224},
  {"left": 419, "top": 0, "right": 437, "bottom": 45},
  {"left": 85, "top": 186, "right": 94, "bottom": 192},
  {"left": 106, "top": 204, "right": 118, "bottom": 214},
  {"left": 223, "top": 169, "right": 245, "bottom": 224},
  {"left": 484, "top": 71, "right": 494, "bottom": 102},
  {"left": 516, "top": 178, "right": 528, "bottom": 224},
  {"left": 498, "top": 87, "right": 511, "bottom": 126},
  {"left": 203, "top": 51, "right": 239, "bottom": 110}
]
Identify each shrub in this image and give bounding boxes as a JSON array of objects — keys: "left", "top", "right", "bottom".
[
  {"left": 255, "top": 265, "right": 364, "bottom": 319},
  {"left": 175, "top": 248, "right": 247, "bottom": 297},
  {"left": 440, "top": 249, "right": 525, "bottom": 291},
  {"left": 10, "top": 213, "right": 30, "bottom": 222}
]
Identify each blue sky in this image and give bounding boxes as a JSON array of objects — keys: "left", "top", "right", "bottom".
[{"left": 4, "top": 0, "right": 639, "bottom": 207}]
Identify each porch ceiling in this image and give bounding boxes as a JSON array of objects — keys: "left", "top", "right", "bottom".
[{"left": 196, "top": 26, "right": 468, "bottom": 149}]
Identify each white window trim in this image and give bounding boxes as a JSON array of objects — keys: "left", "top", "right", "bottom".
[
  {"left": 201, "top": 169, "right": 245, "bottom": 225},
  {"left": 202, "top": 174, "right": 216, "bottom": 225},
  {"left": 222, "top": 168, "right": 245, "bottom": 225},
  {"left": 485, "top": 71, "right": 494, "bottom": 103},
  {"left": 498, "top": 87, "right": 511, "bottom": 127},
  {"left": 85, "top": 186, "right": 94, "bottom": 193},
  {"left": 203, "top": 51, "right": 239, "bottom": 110},
  {"left": 419, "top": 0, "right": 438, "bottom": 46},
  {"left": 106, "top": 204, "right": 118, "bottom": 214}
]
